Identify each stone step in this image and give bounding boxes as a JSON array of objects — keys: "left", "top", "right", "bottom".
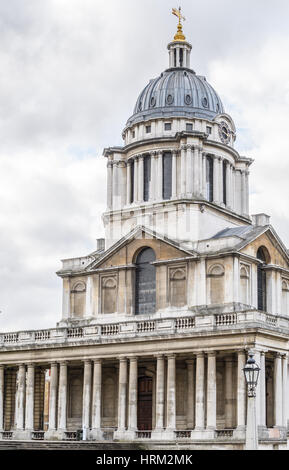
[{"left": 0, "top": 440, "right": 143, "bottom": 450}]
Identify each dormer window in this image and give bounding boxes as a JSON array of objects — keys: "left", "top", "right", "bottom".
[
  {"left": 164, "top": 122, "right": 171, "bottom": 131},
  {"left": 186, "top": 123, "right": 193, "bottom": 132}
]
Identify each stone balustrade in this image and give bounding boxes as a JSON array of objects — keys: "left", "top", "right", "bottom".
[{"left": 0, "top": 310, "right": 288, "bottom": 350}]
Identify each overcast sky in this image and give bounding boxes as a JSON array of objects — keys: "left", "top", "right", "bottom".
[{"left": 1, "top": 0, "right": 289, "bottom": 332}]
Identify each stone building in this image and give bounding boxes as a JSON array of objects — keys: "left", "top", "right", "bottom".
[{"left": 0, "top": 17, "right": 289, "bottom": 450}]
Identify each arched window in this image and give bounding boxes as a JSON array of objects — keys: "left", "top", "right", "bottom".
[
  {"left": 206, "top": 156, "right": 213, "bottom": 202},
  {"left": 282, "top": 280, "right": 289, "bottom": 316},
  {"left": 71, "top": 282, "right": 86, "bottom": 318},
  {"left": 257, "top": 247, "right": 268, "bottom": 312},
  {"left": 207, "top": 264, "right": 225, "bottom": 304},
  {"left": 135, "top": 248, "right": 156, "bottom": 315},
  {"left": 102, "top": 277, "right": 117, "bottom": 314},
  {"left": 240, "top": 265, "right": 250, "bottom": 305}
]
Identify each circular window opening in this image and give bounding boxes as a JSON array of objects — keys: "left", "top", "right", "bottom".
[
  {"left": 150, "top": 97, "right": 156, "bottom": 107},
  {"left": 185, "top": 94, "right": 192, "bottom": 105},
  {"left": 166, "top": 94, "right": 174, "bottom": 105},
  {"left": 202, "top": 97, "right": 208, "bottom": 107}
]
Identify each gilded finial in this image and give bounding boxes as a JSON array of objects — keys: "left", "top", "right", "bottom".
[{"left": 172, "top": 6, "right": 186, "bottom": 41}]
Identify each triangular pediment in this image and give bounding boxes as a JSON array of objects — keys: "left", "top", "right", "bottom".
[
  {"left": 86, "top": 226, "right": 196, "bottom": 271},
  {"left": 238, "top": 225, "right": 289, "bottom": 268}
]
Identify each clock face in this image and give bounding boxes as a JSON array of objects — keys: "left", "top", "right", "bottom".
[{"left": 218, "top": 121, "right": 230, "bottom": 144}]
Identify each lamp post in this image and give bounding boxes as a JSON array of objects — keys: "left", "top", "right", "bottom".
[{"left": 243, "top": 351, "right": 260, "bottom": 450}]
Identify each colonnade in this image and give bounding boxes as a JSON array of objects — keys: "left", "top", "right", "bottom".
[
  {"left": 0, "top": 350, "right": 287, "bottom": 440},
  {"left": 106, "top": 148, "right": 249, "bottom": 216}
]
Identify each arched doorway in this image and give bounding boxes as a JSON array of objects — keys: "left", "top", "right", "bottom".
[
  {"left": 135, "top": 248, "right": 156, "bottom": 315},
  {"left": 257, "top": 247, "right": 268, "bottom": 312},
  {"left": 137, "top": 376, "right": 153, "bottom": 430}
]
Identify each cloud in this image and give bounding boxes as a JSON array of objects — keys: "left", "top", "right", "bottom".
[{"left": 0, "top": 0, "right": 288, "bottom": 331}]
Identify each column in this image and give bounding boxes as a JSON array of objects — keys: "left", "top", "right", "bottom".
[
  {"left": 213, "top": 156, "right": 219, "bottom": 203},
  {"left": 198, "top": 148, "right": 203, "bottom": 197},
  {"left": 16, "top": 364, "right": 26, "bottom": 430},
  {"left": 48, "top": 363, "right": 58, "bottom": 432},
  {"left": 58, "top": 362, "right": 67, "bottom": 431},
  {"left": 138, "top": 155, "right": 144, "bottom": 203},
  {"left": 91, "top": 359, "right": 102, "bottom": 439},
  {"left": 225, "top": 356, "right": 234, "bottom": 428},
  {"left": 25, "top": 363, "right": 35, "bottom": 431},
  {"left": 180, "top": 145, "right": 186, "bottom": 196},
  {"left": 155, "top": 355, "right": 165, "bottom": 431},
  {"left": 206, "top": 352, "right": 216, "bottom": 430},
  {"left": 112, "top": 161, "right": 118, "bottom": 209},
  {"left": 149, "top": 152, "right": 156, "bottom": 202},
  {"left": 186, "top": 360, "right": 195, "bottom": 429},
  {"left": 166, "top": 355, "right": 176, "bottom": 432},
  {"left": 254, "top": 350, "right": 261, "bottom": 426},
  {"left": 233, "top": 256, "right": 240, "bottom": 304},
  {"left": 62, "top": 278, "right": 70, "bottom": 320},
  {"left": 157, "top": 151, "right": 163, "bottom": 200},
  {"left": 236, "top": 351, "right": 246, "bottom": 429},
  {"left": 195, "top": 353, "right": 205, "bottom": 430},
  {"left": 117, "top": 357, "right": 127, "bottom": 433},
  {"left": 202, "top": 154, "right": 207, "bottom": 198},
  {"left": 0, "top": 366, "right": 4, "bottom": 432},
  {"left": 219, "top": 157, "right": 223, "bottom": 204},
  {"left": 126, "top": 161, "right": 131, "bottom": 205},
  {"left": 282, "top": 354, "right": 288, "bottom": 428},
  {"left": 107, "top": 160, "right": 113, "bottom": 209},
  {"left": 226, "top": 161, "right": 230, "bottom": 207},
  {"left": 186, "top": 145, "right": 193, "bottom": 195},
  {"left": 241, "top": 170, "right": 247, "bottom": 215},
  {"left": 85, "top": 276, "right": 93, "bottom": 318},
  {"left": 128, "top": 357, "right": 138, "bottom": 433},
  {"left": 82, "top": 360, "right": 92, "bottom": 438},
  {"left": 171, "top": 150, "right": 177, "bottom": 198},
  {"left": 259, "top": 351, "right": 266, "bottom": 428},
  {"left": 274, "top": 354, "right": 282, "bottom": 427},
  {"left": 245, "top": 170, "right": 249, "bottom": 215},
  {"left": 192, "top": 146, "right": 198, "bottom": 195},
  {"left": 133, "top": 157, "right": 138, "bottom": 203},
  {"left": 231, "top": 167, "right": 236, "bottom": 212}
]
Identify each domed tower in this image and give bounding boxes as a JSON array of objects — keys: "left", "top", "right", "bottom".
[{"left": 103, "top": 14, "right": 253, "bottom": 249}]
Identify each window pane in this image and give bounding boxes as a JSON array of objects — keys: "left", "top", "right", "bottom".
[
  {"left": 162, "top": 152, "right": 172, "bottom": 200},
  {"left": 143, "top": 156, "right": 151, "bottom": 202}
]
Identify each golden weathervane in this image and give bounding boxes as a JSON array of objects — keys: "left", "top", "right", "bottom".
[{"left": 172, "top": 6, "right": 186, "bottom": 41}]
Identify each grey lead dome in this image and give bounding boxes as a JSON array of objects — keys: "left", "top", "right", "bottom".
[{"left": 126, "top": 68, "right": 224, "bottom": 127}]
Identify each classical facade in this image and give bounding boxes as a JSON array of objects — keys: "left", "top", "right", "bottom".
[{"left": 1, "top": 16, "right": 289, "bottom": 450}]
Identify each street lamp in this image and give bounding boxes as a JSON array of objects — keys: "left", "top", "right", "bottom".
[{"left": 243, "top": 351, "right": 260, "bottom": 450}]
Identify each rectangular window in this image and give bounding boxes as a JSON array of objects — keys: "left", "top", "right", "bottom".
[
  {"left": 132, "top": 130, "right": 135, "bottom": 138},
  {"left": 143, "top": 156, "right": 151, "bottom": 202},
  {"left": 206, "top": 156, "right": 213, "bottom": 202},
  {"left": 186, "top": 123, "right": 193, "bottom": 132},
  {"left": 206, "top": 126, "right": 212, "bottom": 134},
  {"left": 162, "top": 152, "right": 172, "bottom": 200},
  {"left": 164, "top": 122, "right": 171, "bottom": 131},
  {"left": 146, "top": 125, "right": 151, "bottom": 134}
]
